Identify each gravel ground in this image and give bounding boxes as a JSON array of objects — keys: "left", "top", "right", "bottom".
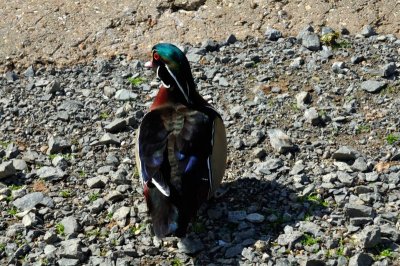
[{"left": 1, "top": 26, "right": 400, "bottom": 265}]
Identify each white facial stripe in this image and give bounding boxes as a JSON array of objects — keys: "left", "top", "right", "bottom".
[
  {"left": 165, "top": 65, "right": 190, "bottom": 103},
  {"left": 156, "top": 66, "right": 160, "bottom": 79},
  {"left": 157, "top": 66, "right": 171, "bottom": 88}
]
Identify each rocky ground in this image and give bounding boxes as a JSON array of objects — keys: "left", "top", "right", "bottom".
[{"left": 1, "top": 26, "right": 400, "bottom": 265}]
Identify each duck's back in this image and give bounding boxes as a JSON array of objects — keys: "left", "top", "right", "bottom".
[{"left": 136, "top": 104, "right": 226, "bottom": 237}]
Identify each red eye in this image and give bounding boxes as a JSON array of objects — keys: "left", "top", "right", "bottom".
[{"left": 153, "top": 52, "right": 160, "bottom": 61}]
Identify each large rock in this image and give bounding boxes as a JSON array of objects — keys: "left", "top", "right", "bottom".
[
  {"left": 59, "top": 239, "right": 86, "bottom": 261},
  {"left": 360, "top": 25, "right": 376, "bottom": 37},
  {"left": 355, "top": 225, "right": 381, "bottom": 248},
  {"left": 104, "top": 118, "right": 127, "bottom": 133},
  {"left": 12, "top": 159, "right": 28, "bottom": 171},
  {"left": 332, "top": 146, "right": 359, "bottom": 162},
  {"left": 265, "top": 27, "right": 282, "bottom": 41},
  {"left": 348, "top": 253, "right": 373, "bottom": 266},
  {"left": 112, "top": 206, "right": 131, "bottom": 227},
  {"left": 58, "top": 100, "right": 84, "bottom": 113},
  {"left": 13, "top": 192, "right": 54, "bottom": 211},
  {"left": 361, "top": 80, "right": 387, "bottom": 93},
  {"left": 301, "top": 32, "right": 321, "bottom": 51},
  {"left": 256, "top": 158, "right": 283, "bottom": 174},
  {"left": 97, "top": 133, "right": 121, "bottom": 146},
  {"left": 36, "top": 166, "right": 65, "bottom": 181},
  {"left": 177, "top": 237, "right": 204, "bottom": 254},
  {"left": 60, "top": 216, "right": 81, "bottom": 235},
  {"left": 0, "top": 161, "right": 16, "bottom": 179},
  {"left": 344, "top": 203, "right": 374, "bottom": 218},
  {"left": 114, "top": 89, "right": 138, "bottom": 101},
  {"left": 267, "top": 128, "right": 295, "bottom": 153},
  {"left": 304, "top": 108, "right": 322, "bottom": 126},
  {"left": 47, "top": 136, "right": 71, "bottom": 154}
]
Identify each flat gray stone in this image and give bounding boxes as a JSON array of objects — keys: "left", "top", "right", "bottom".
[
  {"left": 13, "top": 192, "right": 49, "bottom": 211},
  {"left": 332, "top": 146, "right": 358, "bottom": 161},
  {"left": 36, "top": 166, "right": 65, "bottom": 181},
  {"left": 24, "top": 65, "right": 35, "bottom": 77},
  {"left": 89, "top": 198, "right": 105, "bottom": 214},
  {"left": 0, "top": 161, "right": 16, "bottom": 179},
  {"left": 58, "top": 100, "right": 84, "bottom": 113},
  {"left": 60, "top": 216, "right": 81, "bottom": 235},
  {"left": 380, "top": 223, "right": 400, "bottom": 242},
  {"left": 360, "top": 25, "right": 376, "bottom": 37},
  {"left": 44, "top": 231, "right": 60, "bottom": 244},
  {"left": 60, "top": 239, "right": 85, "bottom": 261},
  {"left": 304, "top": 108, "right": 322, "bottom": 126},
  {"left": 97, "top": 133, "right": 120, "bottom": 146},
  {"left": 345, "top": 203, "right": 374, "bottom": 218},
  {"left": 225, "top": 34, "right": 237, "bottom": 44},
  {"left": 246, "top": 213, "right": 265, "bottom": 223},
  {"left": 361, "top": 80, "right": 387, "bottom": 93},
  {"left": 302, "top": 32, "right": 321, "bottom": 51},
  {"left": 365, "top": 172, "right": 379, "bottom": 182},
  {"left": 352, "top": 157, "right": 368, "bottom": 172},
  {"left": 104, "top": 118, "right": 127, "bottom": 133},
  {"left": 5, "top": 143, "right": 19, "bottom": 159},
  {"left": 218, "top": 77, "right": 229, "bottom": 87},
  {"left": 267, "top": 128, "right": 295, "bottom": 153},
  {"left": 224, "top": 244, "right": 242, "bottom": 258},
  {"left": 12, "top": 159, "right": 27, "bottom": 171},
  {"left": 290, "top": 57, "right": 304, "bottom": 68},
  {"left": 303, "top": 259, "right": 325, "bottom": 266},
  {"left": 298, "top": 221, "right": 323, "bottom": 237},
  {"left": 47, "top": 136, "right": 71, "bottom": 154},
  {"left": 103, "top": 86, "right": 116, "bottom": 98},
  {"left": 290, "top": 161, "right": 306, "bottom": 175},
  {"left": 296, "top": 91, "right": 311, "bottom": 108},
  {"left": 22, "top": 212, "right": 40, "bottom": 227},
  {"left": 52, "top": 156, "right": 68, "bottom": 170},
  {"left": 45, "top": 80, "right": 62, "bottom": 94},
  {"left": 228, "top": 210, "right": 247, "bottom": 223},
  {"left": 337, "top": 171, "right": 353, "bottom": 185},
  {"left": 265, "top": 27, "right": 282, "bottom": 41},
  {"left": 177, "top": 238, "right": 204, "bottom": 254},
  {"left": 112, "top": 206, "right": 130, "bottom": 227},
  {"left": 115, "top": 89, "right": 138, "bottom": 101},
  {"left": 86, "top": 176, "right": 107, "bottom": 189},
  {"left": 57, "top": 111, "right": 70, "bottom": 121},
  {"left": 22, "top": 150, "right": 39, "bottom": 163},
  {"left": 44, "top": 244, "right": 57, "bottom": 256},
  {"left": 256, "top": 158, "right": 283, "bottom": 174},
  {"left": 381, "top": 62, "right": 397, "bottom": 77},
  {"left": 350, "top": 217, "right": 372, "bottom": 226},
  {"left": 355, "top": 225, "right": 381, "bottom": 248},
  {"left": 104, "top": 190, "right": 124, "bottom": 202},
  {"left": 348, "top": 253, "right": 373, "bottom": 266},
  {"left": 241, "top": 246, "right": 255, "bottom": 261},
  {"left": 277, "top": 230, "right": 303, "bottom": 246}
]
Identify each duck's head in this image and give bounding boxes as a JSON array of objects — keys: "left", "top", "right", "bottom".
[{"left": 145, "top": 43, "right": 196, "bottom": 104}]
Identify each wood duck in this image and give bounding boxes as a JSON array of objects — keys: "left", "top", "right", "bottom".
[{"left": 135, "top": 43, "right": 227, "bottom": 238}]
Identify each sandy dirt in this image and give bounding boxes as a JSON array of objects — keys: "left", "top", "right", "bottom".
[{"left": 1, "top": 0, "right": 399, "bottom": 72}]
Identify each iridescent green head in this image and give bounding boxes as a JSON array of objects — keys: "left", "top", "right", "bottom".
[{"left": 145, "top": 43, "right": 196, "bottom": 103}]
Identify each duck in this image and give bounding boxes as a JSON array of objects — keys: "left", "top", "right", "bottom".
[{"left": 135, "top": 43, "right": 227, "bottom": 238}]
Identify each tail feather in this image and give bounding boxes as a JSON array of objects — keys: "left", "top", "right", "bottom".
[{"left": 147, "top": 188, "right": 178, "bottom": 238}]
